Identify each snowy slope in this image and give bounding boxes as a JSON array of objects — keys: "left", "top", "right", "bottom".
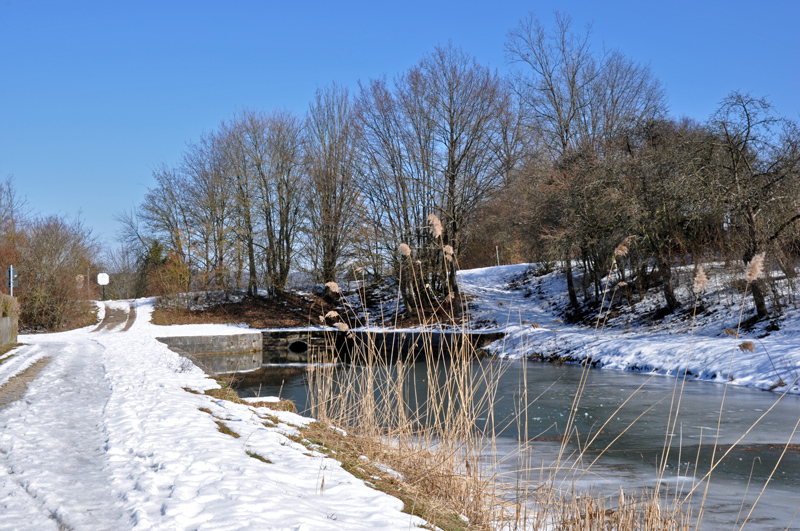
[
  {"left": 459, "top": 263, "right": 800, "bottom": 395},
  {"left": 0, "top": 299, "right": 429, "bottom": 530}
]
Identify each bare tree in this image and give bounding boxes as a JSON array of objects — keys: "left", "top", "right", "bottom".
[
  {"left": 506, "top": 12, "right": 666, "bottom": 312},
  {"left": 706, "top": 92, "right": 800, "bottom": 318},
  {"left": 357, "top": 44, "right": 513, "bottom": 304},
  {"left": 305, "top": 83, "right": 362, "bottom": 283},
  {"left": 220, "top": 111, "right": 261, "bottom": 296},
  {"left": 17, "top": 215, "right": 99, "bottom": 330},
  {"left": 181, "top": 130, "right": 237, "bottom": 292},
  {"left": 138, "top": 164, "right": 194, "bottom": 293},
  {"left": 256, "top": 110, "right": 306, "bottom": 294}
]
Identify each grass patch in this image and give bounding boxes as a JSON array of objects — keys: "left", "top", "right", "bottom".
[
  {"left": 198, "top": 407, "right": 213, "bottom": 415},
  {"left": 0, "top": 343, "right": 21, "bottom": 363},
  {"left": 202, "top": 387, "right": 297, "bottom": 424},
  {"left": 215, "top": 420, "right": 240, "bottom": 438},
  {"left": 248, "top": 398, "right": 296, "bottom": 412},
  {"left": 202, "top": 386, "right": 297, "bottom": 414},
  {"left": 205, "top": 387, "right": 241, "bottom": 402},
  {"left": 246, "top": 451, "right": 273, "bottom": 464},
  {"left": 295, "top": 422, "right": 470, "bottom": 531}
]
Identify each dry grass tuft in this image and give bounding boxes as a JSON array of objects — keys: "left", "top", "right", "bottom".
[
  {"left": 205, "top": 387, "right": 241, "bottom": 402},
  {"left": 614, "top": 236, "right": 633, "bottom": 257},
  {"left": 722, "top": 328, "right": 738, "bottom": 337},
  {"left": 249, "top": 399, "right": 297, "bottom": 413},
  {"left": 399, "top": 243, "right": 412, "bottom": 257},
  {"left": 297, "top": 421, "right": 471, "bottom": 531},
  {"left": 738, "top": 341, "right": 755, "bottom": 353},
  {"left": 325, "top": 281, "right": 341, "bottom": 294}
]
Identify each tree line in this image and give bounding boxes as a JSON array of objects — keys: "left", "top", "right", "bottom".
[{"left": 120, "top": 13, "right": 800, "bottom": 320}]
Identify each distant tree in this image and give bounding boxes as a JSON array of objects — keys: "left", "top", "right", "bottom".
[
  {"left": 254, "top": 110, "right": 306, "bottom": 294},
  {"left": 139, "top": 164, "right": 194, "bottom": 294},
  {"left": 103, "top": 244, "right": 140, "bottom": 300},
  {"left": 622, "top": 118, "right": 715, "bottom": 312},
  {"left": 0, "top": 176, "right": 27, "bottom": 278},
  {"left": 220, "top": 111, "right": 261, "bottom": 296}
]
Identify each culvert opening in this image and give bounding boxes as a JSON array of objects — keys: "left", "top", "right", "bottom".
[{"left": 288, "top": 341, "right": 308, "bottom": 354}]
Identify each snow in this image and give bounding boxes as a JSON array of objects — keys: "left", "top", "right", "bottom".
[
  {"left": 0, "top": 298, "right": 430, "bottom": 530},
  {"left": 2, "top": 262, "right": 799, "bottom": 528},
  {"left": 458, "top": 262, "right": 800, "bottom": 395}
]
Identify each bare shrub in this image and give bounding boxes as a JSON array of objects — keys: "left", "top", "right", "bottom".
[{"left": 17, "top": 215, "right": 99, "bottom": 331}]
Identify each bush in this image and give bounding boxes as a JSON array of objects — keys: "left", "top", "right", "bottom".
[{"left": 17, "top": 215, "right": 99, "bottom": 331}]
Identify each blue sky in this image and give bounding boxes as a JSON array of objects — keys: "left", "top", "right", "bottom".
[{"left": 1, "top": 0, "right": 798, "bottom": 248}]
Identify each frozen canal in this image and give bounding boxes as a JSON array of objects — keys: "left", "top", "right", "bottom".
[{"left": 241, "top": 359, "right": 800, "bottom": 529}]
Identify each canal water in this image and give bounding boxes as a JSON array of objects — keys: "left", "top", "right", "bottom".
[{"left": 238, "top": 359, "right": 800, "bottom": 529}]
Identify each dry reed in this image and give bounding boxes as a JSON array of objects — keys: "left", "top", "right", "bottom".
[{"left": 304, "top": 252, "right": 704, "bottom": 530}]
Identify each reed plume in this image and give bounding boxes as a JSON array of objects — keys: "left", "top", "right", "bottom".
[
  {"left": 427, "top": 213, "right": 443, "bottom": 238},
  {"left": 745, "top": 252, "right": 765, "bottom": 282},
  {"left": 693, "top": 265, "right": 708, "bottom": 293},
  {"left": 614, "top": 236, "right": 633, "bottom": 257},
  {"left": 325, "top": 281, "right": 341, "bottom": 294}
]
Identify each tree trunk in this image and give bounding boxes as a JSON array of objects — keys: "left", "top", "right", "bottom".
[
  {"left": 742, "top": 209, "right": 769, "bottom": 319},
  {"left": 658, "top": 257, "right": 680, "bottom": 312},
  {"left": 565, "top": 256, "right": 579, "bottom": 311},
  {"left": 749, "top": 281, "right": 770, "bottom": 318}
]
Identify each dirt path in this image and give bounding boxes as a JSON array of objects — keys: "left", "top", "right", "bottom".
[
  {"left": 92, "top": 302, "right": 134, "bottom": 332},
  {"left": 0, "top": 357, "right": 51, "bottom": 411}
]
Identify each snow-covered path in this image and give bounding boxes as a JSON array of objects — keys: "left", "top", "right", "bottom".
[
  {"left": 0, "top": 301, "right": 429, "bottom": 530},
  {"left": 0, "top": 336, "right": 126, "bottom": 529}
]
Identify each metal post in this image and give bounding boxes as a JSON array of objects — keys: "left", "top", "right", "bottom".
[{"left": 8, "top": 265, "right": 13, "bottom": 297}]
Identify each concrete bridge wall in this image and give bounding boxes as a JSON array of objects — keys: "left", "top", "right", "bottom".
[
  {"left": 156, "top": 332, "right": 263, "bottom": 373},
  {"left": 0, "top": 317, "right": 17, "bottom": 346}
]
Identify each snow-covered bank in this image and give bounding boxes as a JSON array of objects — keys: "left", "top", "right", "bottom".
[
  {"left": 459, "top": 263, "right": 800, "bottom": 394},
  {"left": 0, "top": 299, "right": 429, "bottom": 530}
]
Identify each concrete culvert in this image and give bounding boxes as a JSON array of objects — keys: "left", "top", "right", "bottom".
[{"left": 288, "top": 341, "right": 308, "bottom": 354}]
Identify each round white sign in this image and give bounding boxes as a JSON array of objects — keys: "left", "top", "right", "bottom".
[{"left": 97, "top": 273, "right": 110, "bottom": 286}]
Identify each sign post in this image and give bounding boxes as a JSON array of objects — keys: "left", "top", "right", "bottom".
[
  {"left": 97, "top": 272, "right": 109, "bottom": 301},
  {"left": 6, "top": 265, "right": 18, "bottom": 296}
]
